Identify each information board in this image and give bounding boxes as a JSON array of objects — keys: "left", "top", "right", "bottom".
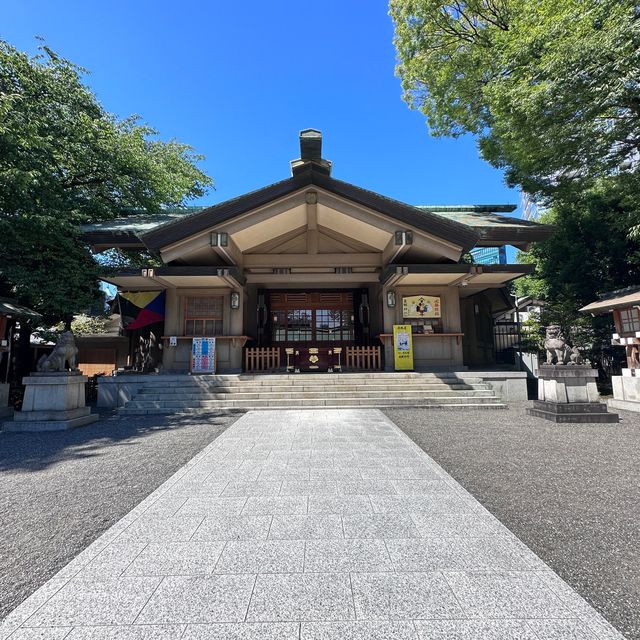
[
  {"left": 191, "top": 337, "right": 216, "bottom": 373},
  {"left": 402, "top": 295, "right": 441, "bottom": 319},
  {"left": 393, "top": 324, "right": 414, "bottom": 371}
]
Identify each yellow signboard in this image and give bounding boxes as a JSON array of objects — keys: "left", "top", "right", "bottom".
[
  {"left": 393, "top": 324, "right": 414, "bottom": 371},
  {"left": 402, "top": 295, "right": 441, "bottom": 319}
]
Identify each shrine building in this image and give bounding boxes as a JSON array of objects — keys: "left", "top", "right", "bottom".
[{"left": 83, "top": 130, "right": 553, "bottom": 375}]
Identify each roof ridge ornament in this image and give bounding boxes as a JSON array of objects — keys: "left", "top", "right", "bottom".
[{"left": 290, "top": 129, "right": 332, "bottom": 177}]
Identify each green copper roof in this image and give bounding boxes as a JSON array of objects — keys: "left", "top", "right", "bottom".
[
  {"left": 417, "top": 205, "right": 516, "bottom": 213},
  {"left": 82, "top": 206, "right": 207, "bottom": 236},
  {"left": 416, "top": 206, "right": 542, "bottom": 230}
]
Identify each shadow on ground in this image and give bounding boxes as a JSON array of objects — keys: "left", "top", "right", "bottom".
[
  {"left": 0, "top": 409, "right": 242, "bottom": 473},
  {"left": 0, "top": 409, "right": 240, "bottom": 620}
]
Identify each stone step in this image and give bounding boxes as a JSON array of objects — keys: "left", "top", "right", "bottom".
[
  {"left": 116, "top": 371, "right": 505, "bottom": 416},
  {"left": 132, "top": 390, "right": 496, "bottom": 402},
  {"left": 134, "top": 373, "right": 482, "bottom": 387},
  {"left": 531, "top": 400, "right": 610, "bottom": 414},
  {"left": 140, "top": 378, "right": 487, "bottom": 393},
  {"left": 119, "top": 401, "right": 507, "bottom": 415},
  {"left": 124, "top": 395, "right": 503, "bottom": 410},
  {"left": 136, "top": 384, "right": 492, "bottom": 397},
  {"left": 525, "top": 407, "right": 619, "bottom": 423},
  {"left": 129, "top": 388, "right": 498, "bottom": 399},
  {"left": 135, "top": 392, "right": 494, "bottom": 402}
]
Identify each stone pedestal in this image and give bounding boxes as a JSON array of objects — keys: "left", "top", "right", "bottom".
[
  {"left": 526, "top": 365, "right": 618, "bottom": 423},
  {"left": 3, "top": 372, "right": 99, "bottom": 432},
  {"left": 609, "top": 369, "right": 640, "bottom": 413}
]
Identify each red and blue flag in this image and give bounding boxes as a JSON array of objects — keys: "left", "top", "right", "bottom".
[{"left": 117, "top": 291, "right": 166, "bottom": 330}]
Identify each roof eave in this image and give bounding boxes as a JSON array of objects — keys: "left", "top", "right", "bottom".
[
  {"left": 580, "top": 298, "right": 640, "bottom": 315},
  {"left": 379, "top": 262, "right": 535, "bottom": 285},
  {"left": 418, "top": 204, "right": 517, "bottom": 213},
  {"left": 100, "top": 265, "right": 247, "bottom": 288},
  {"left": 83, "top": 232, "right": 146, "bottom": 251},
  {"left": 477, "top": 225, "right": 556, "bottom": 249}
]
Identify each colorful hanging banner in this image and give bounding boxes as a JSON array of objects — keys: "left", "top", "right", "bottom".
[
  {"left": 118, "top": 291, "right": 166, "bottom": 330},
  {"left": 191, "top": 337, "right": 216, "bottom": 374},
  {"left": 402, "top": 295, "right": 441, "bottom": 319},
  {"left": 393, "top": 324, "right": 414, "bottom": 371}
]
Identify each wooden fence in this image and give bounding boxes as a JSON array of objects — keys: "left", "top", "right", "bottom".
[
  {"left": 244, "top": 347, "right": 281, "bottom": 372},
  {"left": 245, "top": 346, "right": 382, "bottom": 372},
  {"left": 345, "top": 346, "right": 382, "bottom": 371}
]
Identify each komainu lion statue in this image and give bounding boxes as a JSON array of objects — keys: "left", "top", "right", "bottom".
[
  {"left": 544, "top": 325, "right": 583, "bottom": 365},
  {"left": 37, "top": 331, "right": 79, "bottom": 372},
  {"left": 568, "top": 345, "right": 584, "bottom": 365}
]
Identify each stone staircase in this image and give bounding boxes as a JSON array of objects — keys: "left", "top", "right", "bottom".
[{"left": 117, "top": 372, "right": 506, "bottom": 414}]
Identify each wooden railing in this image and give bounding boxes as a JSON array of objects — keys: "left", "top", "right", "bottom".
[
  {"left": 346, "top": 346, "right": 382, "bottom": 371},
  {"left": 244, "top": 347, "right": 281, "bottom": 372},
  {"left": 245, "top": 346, "right": 382, "bottom": 372}
]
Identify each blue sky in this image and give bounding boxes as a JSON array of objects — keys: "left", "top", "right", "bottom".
[{"left": 3, "top": 1, "right": 520, "bottom": 214}]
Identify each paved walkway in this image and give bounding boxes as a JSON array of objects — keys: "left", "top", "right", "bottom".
[{"left": 0, "top": 410, "right": 624, "bottom": 639}]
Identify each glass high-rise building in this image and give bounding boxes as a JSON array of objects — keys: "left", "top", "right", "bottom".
[{"left": 470, "top": 246, "right": 507, "bottom": 265}]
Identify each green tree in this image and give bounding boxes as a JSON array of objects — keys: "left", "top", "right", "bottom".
[
  {"left": 515, "top": 186, "right": 640, "bottom": 367},
  {"left": 0, "top": 40, "right": 212, "bottom": 323},
  {"left": 390, "top": 0, "right": 640, "bottom": 212},
  {"left": 32, "top": 313, "right": 111, "bottom": 345}
]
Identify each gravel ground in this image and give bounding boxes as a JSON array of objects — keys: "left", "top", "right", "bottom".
[
  {"left": 385, "top": 404, "right": 640, "bottom": 640},
  {"left": 0, "top": 409, "right": 239, "bottom": 621}
]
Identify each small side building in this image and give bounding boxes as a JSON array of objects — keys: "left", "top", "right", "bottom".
[
  {"left": 0, "top": 297, "right": 42, "bottom": 415},
  {"left": 75, "top": 314, "right": 130, "bottom": 377},
  {"left": 581, "top": 286, "right": 640, "bottom": 412}
]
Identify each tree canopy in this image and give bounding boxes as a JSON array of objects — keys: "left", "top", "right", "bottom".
[
  {"left": 392, "top": 0, "right": 640, "bottom": 368},
  {"left": 0, "top": 40, "right": 212, "bottom": 322},
  {"left": 515, "top": 187, "right": 640, "bottom": 315},
  {"left": 514, "top": 184, "right": 640, "bottom": 366},
  {"left": 391, "top": 0, "right": 640, "bottom": 210}
]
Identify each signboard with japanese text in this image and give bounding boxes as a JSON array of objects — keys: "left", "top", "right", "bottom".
[
  {"left": 393, "top": 324, "right": 414, "bottom": 371},
  {"left": 402, "top": 295, "right": 441, "bottom": 319},
  {"left": 191, "top": 337, "right": 216, "bottom": 373}
]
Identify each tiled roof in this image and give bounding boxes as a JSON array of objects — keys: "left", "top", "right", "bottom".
[
  {"left": 0, "top": 297, "right": 41, "bottom": 320},
  {"left": 84, "top": 204, "right": 540, "bottom": 237},
  {"left": 82, "top": 187, "right": 552, "bottom": 251},
  {"left": 418, "top": 207, "right": 537, "bottom": 228},
  {"left": 139, "top": 169, "right": 480, "bottom": 251},
  {"left": 82, "top": 207, "right": 207, "bottom": 235}
]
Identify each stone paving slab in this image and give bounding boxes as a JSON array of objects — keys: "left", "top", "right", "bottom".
[{"left": 0, "top": 409, "right": 625, "bottom": 639}]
